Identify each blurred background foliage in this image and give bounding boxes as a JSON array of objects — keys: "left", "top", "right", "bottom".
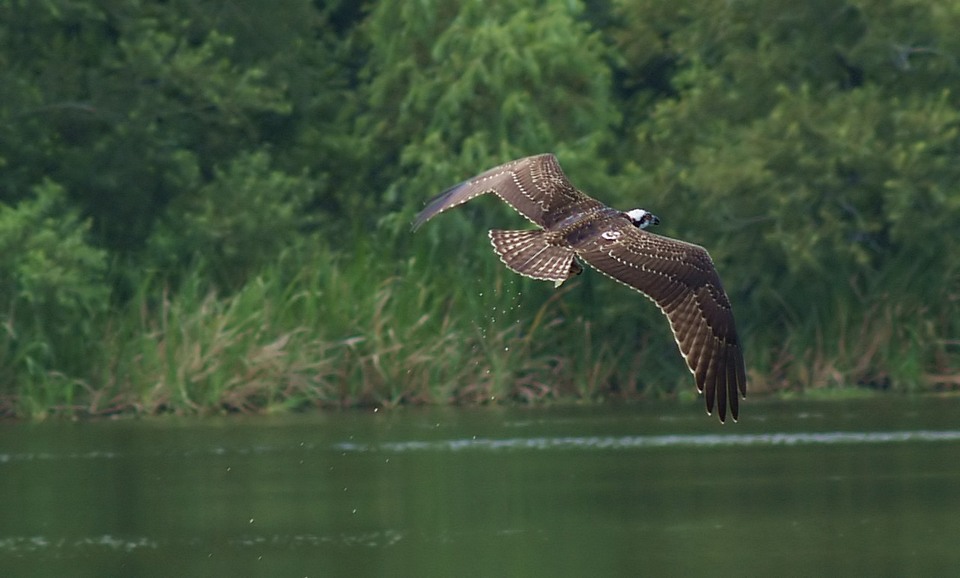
[{"left": 0, "top": 0, "right": 957, "bottom": 416}]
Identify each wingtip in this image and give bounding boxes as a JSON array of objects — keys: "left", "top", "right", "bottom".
[
  {"left": 411, "top": 180, "right": 472, "bottom": 232},
  {"left": 706, "top": 408, "right": 726, "bottom": 425},
  {"left": 411, "top": 215, "right": 427, "bottom": 232}
]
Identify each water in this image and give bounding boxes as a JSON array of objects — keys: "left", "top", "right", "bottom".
[{"left": 2, "top": 397, "right": 960, "bottom": 577}]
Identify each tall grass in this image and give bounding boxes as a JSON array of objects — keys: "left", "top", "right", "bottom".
[
  {"left": 3, "top": 232, "right": 958, "bottom": 418},
  {"left": 743, "top": 248, "right": 960, "bottom": 395},
  {"left": 5, "top": 240, "right": 635, "bottom": 417}
]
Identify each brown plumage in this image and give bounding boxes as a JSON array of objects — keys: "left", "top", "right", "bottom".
[{"left": 413, "top": 154, "right": 746, "bottom": 422}]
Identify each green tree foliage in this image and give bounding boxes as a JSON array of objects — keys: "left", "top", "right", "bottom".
[
  {"left": 148, "top": 150, "right": 317, "bottom": 289},
  {"left": 0, "top": 0, "right": 297, "bottom": 252},
  {"left": 359, "top": 0, "right": 621, "bottom": 220},
  {"left": 608, "top": 0, "right": 960, "bottom": 386},
  {"left": 0, "top": 0, "right": 957, "bottom": 415},
  {"left": 0, "top": 180, "right": 108, "bottom": 390}
]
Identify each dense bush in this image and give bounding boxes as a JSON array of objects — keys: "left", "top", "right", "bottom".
[
  {"left": 0, "top": 181, "right": 108, "bottom": 411},
  {"left": 0, "top": 0, "right": 957, "bottom": 416}
]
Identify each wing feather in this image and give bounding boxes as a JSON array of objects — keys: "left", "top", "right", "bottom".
[
  {"left": 574, "top": 219, "right": 747, "bottom": 421},
  {"left": 413, "top": 154, "right": 603, "bottom": 229}
]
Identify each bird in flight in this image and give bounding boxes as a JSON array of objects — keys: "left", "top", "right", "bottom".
[{"left": 413, "top": 154, "right": 746, "bottom": 422}]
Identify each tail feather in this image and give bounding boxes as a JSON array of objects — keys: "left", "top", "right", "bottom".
[{"left": 488, "top": 229, "right": 580, "bottom": 285}]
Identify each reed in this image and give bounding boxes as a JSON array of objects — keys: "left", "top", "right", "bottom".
[
  {"left": 4, "top": 233, "right": 957, "bottom": 418},
  {"left": 52, "top": 240, "right": 613, "bottom": 416}
]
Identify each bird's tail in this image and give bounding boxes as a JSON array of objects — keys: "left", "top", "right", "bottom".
[{"left": 488, "top": 229, "right": 581, "bottom": 287}]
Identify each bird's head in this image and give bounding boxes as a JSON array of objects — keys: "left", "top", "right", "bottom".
[{"left": 625, "top": 209, "right": 660, "bottom": 230}]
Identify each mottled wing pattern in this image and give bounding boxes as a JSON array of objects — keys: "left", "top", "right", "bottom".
[
  {"left": 574, "top": 218, "right": 747, "bottom": 422},
  {"left": 413, "top": 154, "right": 604, "bottom": 229}
]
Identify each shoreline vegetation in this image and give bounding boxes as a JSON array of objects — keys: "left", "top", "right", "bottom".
[{"left": 2, "top": 1, "right": 958, "bottom": 418}]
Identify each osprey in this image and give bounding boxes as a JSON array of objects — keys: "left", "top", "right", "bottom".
[{"left": 413, "top": 154, "right": 746, "bottom": 422}]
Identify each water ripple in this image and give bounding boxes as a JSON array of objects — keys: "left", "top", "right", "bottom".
[
  {"left": 5, "top": 431, "right": 960, "bottom": 463},
  {"left": 334, "top": 430, "right": 960, "bottom": 453},
  {"left": 0, "top": 535, "right": 157, "bottom": 554}
]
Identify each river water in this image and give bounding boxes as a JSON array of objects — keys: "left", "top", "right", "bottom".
[{"left": 2, "top": 397, "right": 959, "bottom": 577}]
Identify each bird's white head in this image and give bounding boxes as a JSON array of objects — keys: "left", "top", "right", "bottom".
[{"left": 626, "top": 209, "right": 660, "bottom": 229}]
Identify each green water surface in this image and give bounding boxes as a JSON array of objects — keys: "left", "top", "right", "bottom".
[{"left": 2, "top": 397, "right": 959, "bottom": 577}]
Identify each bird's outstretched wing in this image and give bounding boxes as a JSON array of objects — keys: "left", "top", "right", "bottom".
[
  {"left": 573, "top": 220, "right": 747, "bottom": 422},
  {"left": 413, "top": 154, "right": 603, "bottom": 229},
  {"left": 414, "top": 154, "right": 747, "bottom": 422}
]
